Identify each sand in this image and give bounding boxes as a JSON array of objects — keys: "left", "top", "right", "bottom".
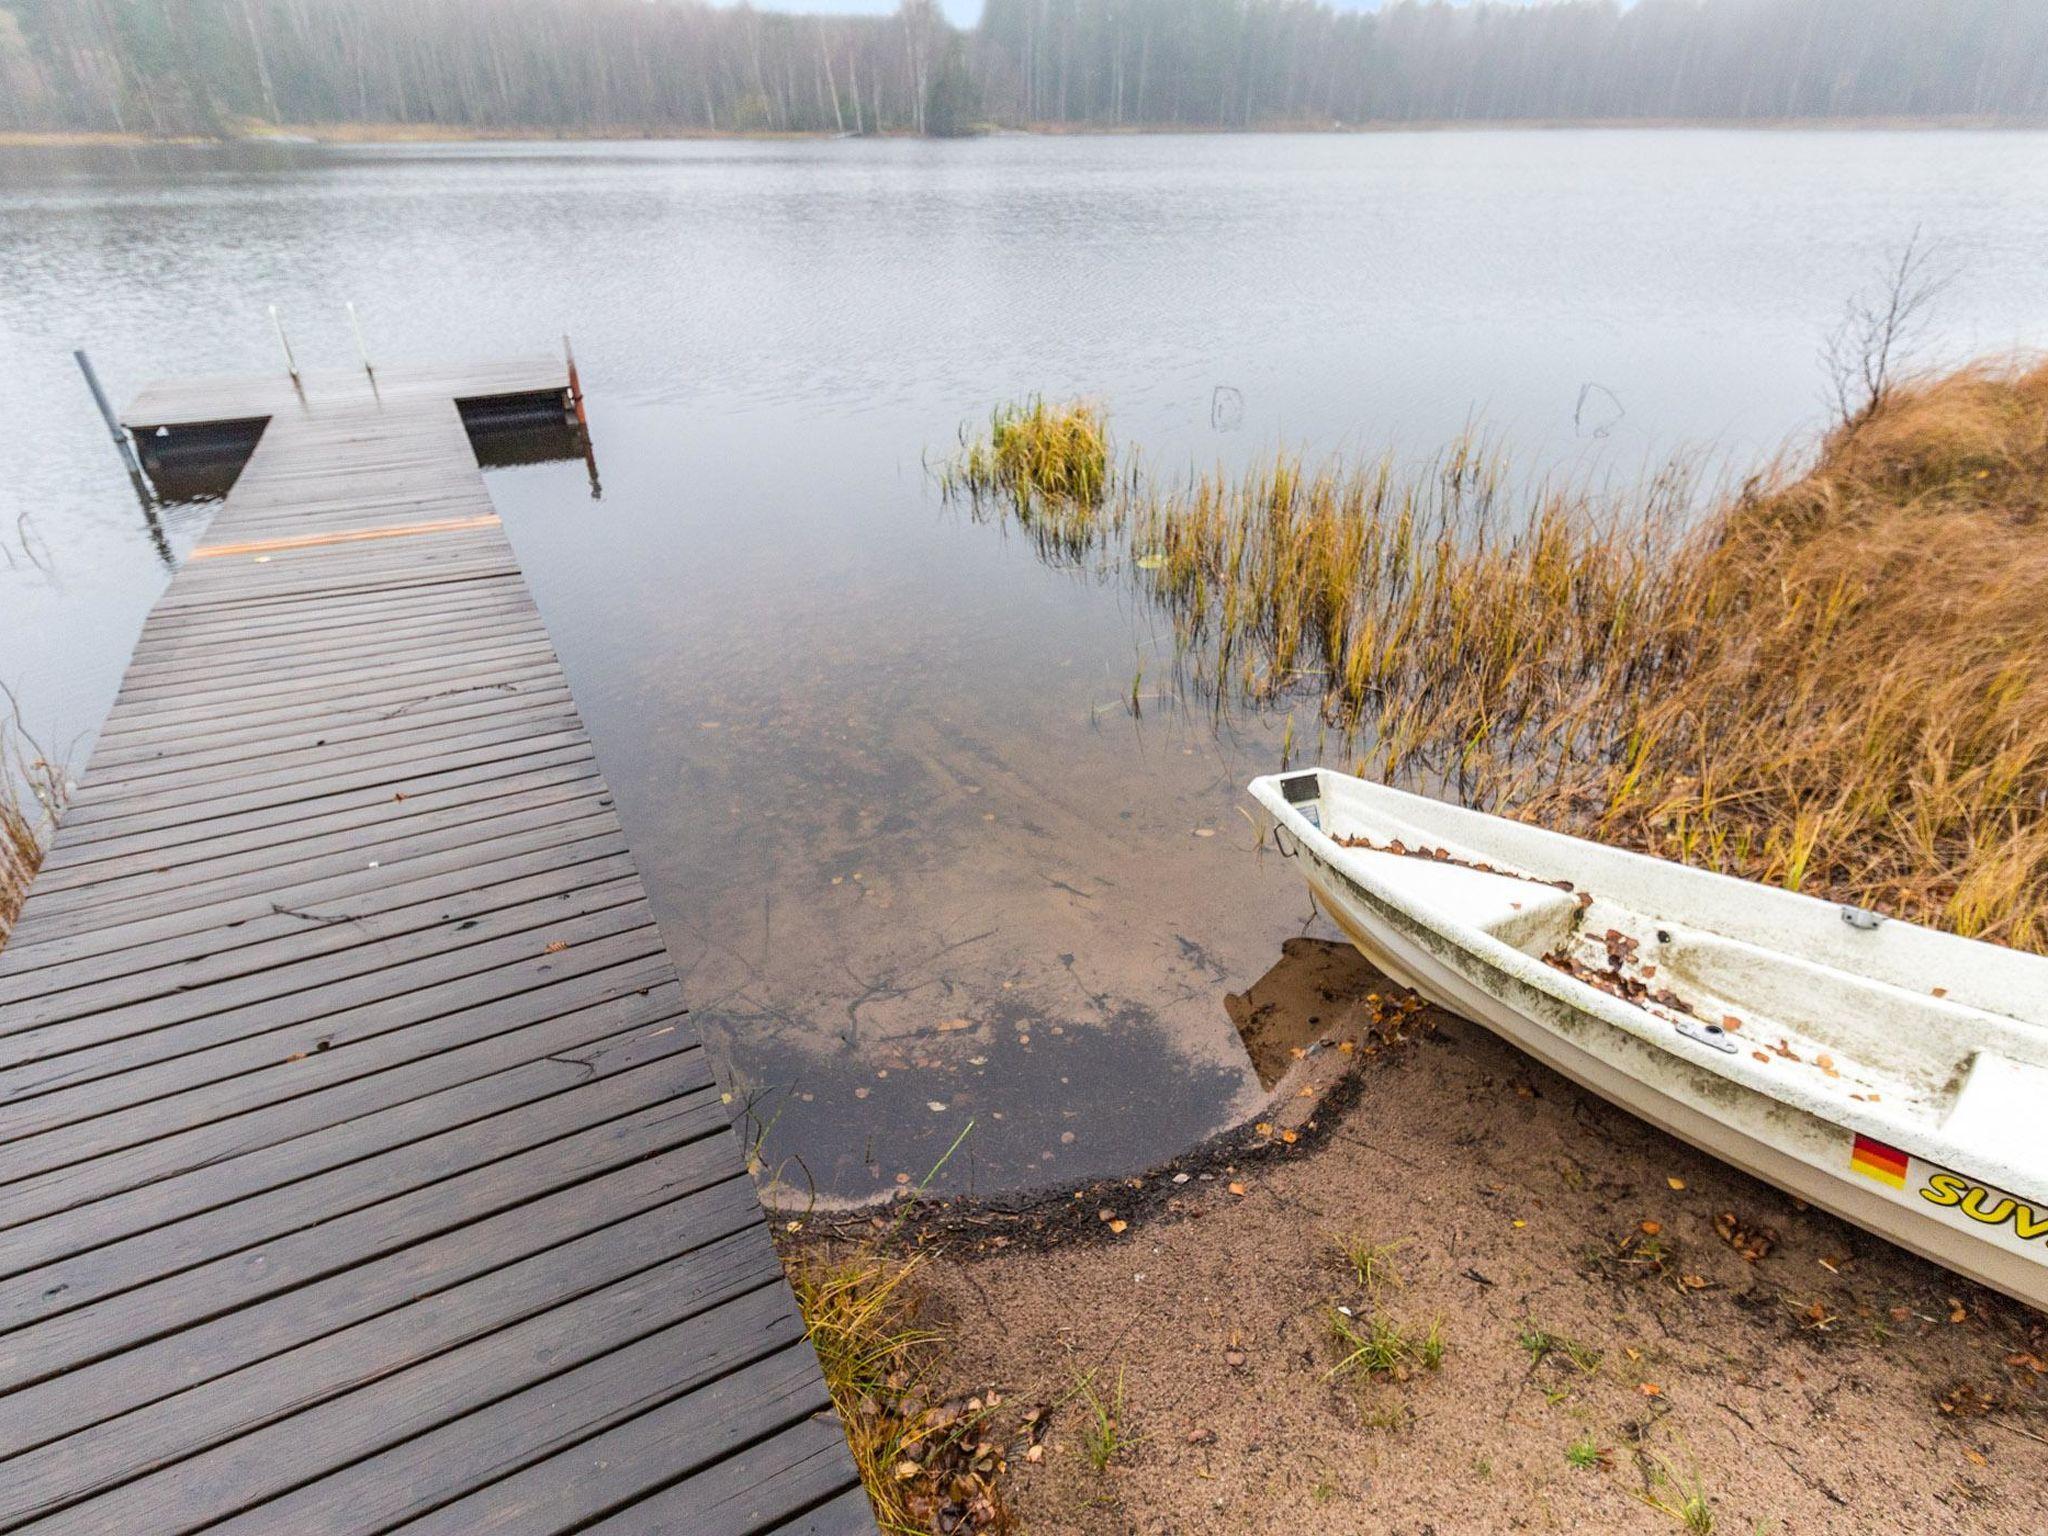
[{"left": 825, "top": 941, "right": 2048, "bottom": 1534}]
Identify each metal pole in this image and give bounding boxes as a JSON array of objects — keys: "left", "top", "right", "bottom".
[
  {"left": 74, "top": 348, "right": 165, "bottom": 556},
  {"left": 73, "top": 349, "right": 147, "bottom": 484},
  {"left": 269, "top": 304, "right": 299, "bottom": 381},
  {"left": 346, "top": 301, "right": 374, "bottom": 379}
]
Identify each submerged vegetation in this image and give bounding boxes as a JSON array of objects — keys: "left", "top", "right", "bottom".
[{"left": 947, "top": 359, "right": 2048, "bottom": 950}]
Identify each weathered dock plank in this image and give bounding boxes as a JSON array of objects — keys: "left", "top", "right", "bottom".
[{"left": 0, "top": 363, "right": 870, "bottom": 1533}]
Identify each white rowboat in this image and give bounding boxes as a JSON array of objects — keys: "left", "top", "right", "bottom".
[{"left": 1248, "top": 767, "right": 2048, "bottom": 1312}]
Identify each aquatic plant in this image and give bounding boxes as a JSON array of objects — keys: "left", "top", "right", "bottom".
[
  {"left": 941, "top": 397, "right": 1116, "bottom": 562},
  {"left": 952, "top": 359, "right": 2048, "bottom": 951}
]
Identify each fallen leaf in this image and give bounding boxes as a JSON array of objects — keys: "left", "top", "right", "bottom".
[
  {"left": 1667, "top": 1177, "right": 1687, "bottom": 1191},
  {"left": 1228, "top": 1181, "right": 1247, "bottom": 1196},
  {"left": 1109, "top": 1219, "right": 1128, "bottom": 1234},
  {"left": 1640, "top": 1221, "right": 1662, "bottom": 1236},
  {"left": 1639, "top": 1382, "right": 1663, "bottom": 1398},
  {"left": 1714, "top": 1210, "right": 1777, "bottom": 1261}
]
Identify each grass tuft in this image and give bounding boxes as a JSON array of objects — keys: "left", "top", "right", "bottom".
[
  {"left": 1566, "top": 1432, "right": 1609, "bottom": 1470},
  {"left": 1327, "top": 1309, "right": 1445, "bottom": 1383},
  {"left": 784, "top": 1244, "right": 952, "bottom": 1529},
  {"left": 1640, "top": 1454, "right": 1717, "bottom": 1533},
  {"left": 1519, "top": 1324, "right": 1603, "bottom": 1374},
  {"left": 783, "top": 1120, "right": 1008, "bottom": 1531},
  {"left": 943, "top": 397, "right": 1115, "bottom": 563},
  {"left": 1332, "top": 1232, "right": 1406, "bottom": 1294},
  {"left": 1074, "top": 1363, "right": 1139, "bottom": 1471}
]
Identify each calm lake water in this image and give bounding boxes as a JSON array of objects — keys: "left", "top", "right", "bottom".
[{"left": 4, "top": 130, "right": 2046, "bottom": 1200}]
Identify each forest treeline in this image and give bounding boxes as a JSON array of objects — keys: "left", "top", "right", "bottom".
[{"left": 4, "top": 0, "right": 2045, "bottom": 138}]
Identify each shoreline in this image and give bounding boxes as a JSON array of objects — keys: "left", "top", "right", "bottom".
[{"left": 4, "top": 114, "right": 2045, "bottom": 150}]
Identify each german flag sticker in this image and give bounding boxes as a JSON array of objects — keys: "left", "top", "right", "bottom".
[{"left": 1850, "top": 1133, "right": 1910, "bottom": 1190}]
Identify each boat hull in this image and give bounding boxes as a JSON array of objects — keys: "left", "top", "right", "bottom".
[{"left": 1285, "top": 832, "right": 2048, "bottom": 1314}]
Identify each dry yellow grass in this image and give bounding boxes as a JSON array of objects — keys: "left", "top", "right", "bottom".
[
  {"left": 785, "top": 1239, "right": 1011, "bottom": 1532},
  {"left": 942, "top": 398, "right": 1116, "bottom": 562},
  {"left": 1, "top": 803, "right": 36, "bottom": 950},
  {"left": 953, "top": 362, "right": 2048, "bottom": 950},
  {"left": 0, "top": 711, "right": 60, "bottom": 952},
  {"left": 1580, "top": 361, "right": 2048, "bottom": 949}
]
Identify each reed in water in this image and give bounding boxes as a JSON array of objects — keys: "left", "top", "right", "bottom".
[
  {"left": 950, "top": 360, "right": 2048, "bottom": 952},
  {"left": 942, "top": 397, "right": 1118, "bottom": 563}
]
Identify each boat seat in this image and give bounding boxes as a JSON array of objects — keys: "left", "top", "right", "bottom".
[
  {"left": 1942, "top": 1051, "right": 2048, "bottom": 1176},
  {"left": 1348, "top": 848, "right": 1580, "bottom": 955}
]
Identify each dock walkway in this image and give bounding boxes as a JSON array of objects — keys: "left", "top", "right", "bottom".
[{"left": 0, "top": 361, "right": 873, "bottom": 1533}]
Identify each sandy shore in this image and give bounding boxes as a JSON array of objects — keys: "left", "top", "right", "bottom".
[{"left": 801, "top": 939, "right": 2048, "bottom": 1533}]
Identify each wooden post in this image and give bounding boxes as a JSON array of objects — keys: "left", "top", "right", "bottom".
[{"left": 563, "top": 333, "right": 588, "bottom": 429}]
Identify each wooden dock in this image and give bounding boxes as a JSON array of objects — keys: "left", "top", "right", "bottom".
[{"left": 0, "top": 361, "right": 874, "bottom": 1533}]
